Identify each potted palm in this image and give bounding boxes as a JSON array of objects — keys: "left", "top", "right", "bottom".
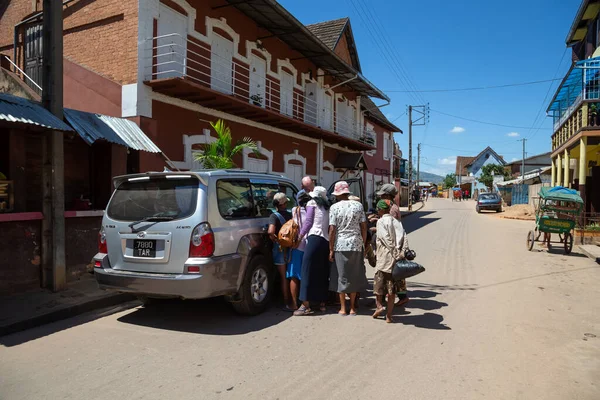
[
  {"left": 194, "top": 119, "right": 258, "bottom": 169},
  {"left": 250, "top": 94, "right": 263, "bottom": 107}
]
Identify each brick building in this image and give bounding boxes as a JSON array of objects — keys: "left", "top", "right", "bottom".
[{"left": 0, "top": 0, "right": 400, "bottom": 292}]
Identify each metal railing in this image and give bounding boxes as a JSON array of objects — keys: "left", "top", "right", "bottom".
[
  {"left": 144, "top": 34, "right": 374, "bottom": 145},
  {"left": 1, "top": 55, "right": 43, "bottom": 92}
]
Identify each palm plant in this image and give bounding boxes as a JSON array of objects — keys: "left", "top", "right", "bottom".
[{"left": 194, "top": 119, "right": 258, "bottom": 169}]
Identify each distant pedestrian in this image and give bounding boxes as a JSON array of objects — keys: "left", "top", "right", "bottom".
[
  {"left": 373, "top": 199, "right": 405, "bottom": 323},
  {"left": 287, "top": 190, "right": 311, "bottom": 311},
  {"left": 329, "top": 181, "right": 368, "bottom": 316},
  {"left": 268, "top": 193, "right": 293, "bottom": 311},
  {"left": 294, "top": 186, "right": 331, "bottom": 316},
  {"left": 465, "top": 189, "right": 470, "bottom": 200}
]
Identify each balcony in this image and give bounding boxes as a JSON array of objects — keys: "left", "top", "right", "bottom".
[{"left": 143, "top": 34, "right": 375, "bottom": 150}]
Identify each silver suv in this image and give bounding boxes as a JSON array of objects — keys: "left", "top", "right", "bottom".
[{"left": 94, "top": 170, "right": 298, "bottom": 315}]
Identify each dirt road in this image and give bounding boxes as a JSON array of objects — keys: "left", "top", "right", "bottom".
[{"left": 1, "top": 198, "right": 599, "bottom": 400}]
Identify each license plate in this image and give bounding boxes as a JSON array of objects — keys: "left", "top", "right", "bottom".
[{"left": 133, "top": 240, "right": 156, "bottom": 257}]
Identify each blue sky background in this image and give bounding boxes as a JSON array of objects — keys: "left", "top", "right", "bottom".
[{"left": 279, "top": 0, "right": 581, "bottom": 176}]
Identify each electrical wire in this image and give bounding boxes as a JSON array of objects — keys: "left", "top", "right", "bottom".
[
  {"left": 526, "top": 48, "right": 569, "bottom": 140},
  {"left": 383, "top": 78, "right": 563, "bottom": 93},
  {"left": 430, "top": 108, "right": 552, "bottom": 129},
  {"left": 348, "top": 0, "right": 427, "bottom": 105}
]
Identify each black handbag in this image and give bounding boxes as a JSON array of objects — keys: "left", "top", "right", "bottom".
[{"left": 392, "top": 259, "right": 425, "bottom": 281}]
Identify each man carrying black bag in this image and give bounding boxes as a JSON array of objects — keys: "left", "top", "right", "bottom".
[{"left": 372, "top": 199, "right": 405, "bottom": 323}]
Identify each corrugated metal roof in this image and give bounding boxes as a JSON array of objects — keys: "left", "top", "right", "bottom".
[
  {"left": 0, "top": 93, "right": 73, "bottom": 131},
  {"left": 64, "top": 108, "right": 161, "bottom": 153}
]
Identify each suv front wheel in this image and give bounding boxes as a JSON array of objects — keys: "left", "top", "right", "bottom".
[{"left": 231, "top": 255, "right": 273, "bottom": 315}]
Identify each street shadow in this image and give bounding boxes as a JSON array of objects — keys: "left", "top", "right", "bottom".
[
  {"left": 408, "top": 289, "right": 441, "bottom": 298},
  {"left": 117, "top": 297, "right": 291, "bottom": 336},
  {"left": 396, "top": 312, "right": 451, "bottom": 330},
  {"left": 0, "top": 301, "right": 138, "bottom": 347},
  {"left": 545, "top": 247, "right": 588, "bottom": 258},
  {"left": 402, "top": 211, "right": 441, "bottom": 234},
  {"left": 409, "top": 281, "right": 478, "bottom": 291},
  {"left": 404, "top": 299, "right": 448, "bottom": 311}
]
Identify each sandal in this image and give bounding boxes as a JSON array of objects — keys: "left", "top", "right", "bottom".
[{"left": 293, "top": 305, "right": 314, "bottom": 316}]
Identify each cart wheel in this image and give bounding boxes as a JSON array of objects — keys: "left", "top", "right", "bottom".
[
  {"left": 527, "top": 230, "right": 535, "bottom": 251},
  {"left": 559, "top": 234, "right": 564, "bottom": 243},
  {"left": 535, "top": 228, "right": 541, "bottom": 240},
  {"left": 564, "top": 232, "right": 573, "bottom": 255}
]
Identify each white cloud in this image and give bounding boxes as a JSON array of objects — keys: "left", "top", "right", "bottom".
[
  {"left": 438, "top": 156, "right": 457, "bottom": 166},
  {"left": 507, "top": 132, "right": 520, "bottom": 137},
  {"left": 386, "top": 113, "right": 395, "bottom": 120},
  {"left": 450, "top": 126, "right": 465, "bottom": 134},
  {"left": 511, "top": 157, "right": 519, "bottom": 162}
]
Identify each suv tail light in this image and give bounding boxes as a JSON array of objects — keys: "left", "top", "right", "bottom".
[
  {"left": 98, "top": 226, "right": 108, "bottom": 253},
  {"left": 189, "top": 222, "right": 214, "bottom": 257}
]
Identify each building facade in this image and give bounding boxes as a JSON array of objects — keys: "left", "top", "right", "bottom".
[
  {"left": 0, "top": 0, "right": 400, "bottom": 292},
  {"left": 456, "top": 146, "right": 506, "bottom": 194},
  {"left": 548, "top": 0, "right": 600, "bottom": 211}
]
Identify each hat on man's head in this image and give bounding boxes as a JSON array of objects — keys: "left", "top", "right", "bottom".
[
  {"left": 376, "top": 183, "right": 398, "bottom": 197},
  {"left": 332, "top": 181, "right": 350, "bottom": 196},
  {"left": 273, "top": 192, "right": 289, "bottom": 205},
  {"left": 376, "top": 199, "right": 391, "bottom": 210}
]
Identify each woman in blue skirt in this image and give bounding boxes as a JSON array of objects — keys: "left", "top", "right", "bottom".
[
  {"left": 294, "top": 186, "right": 331, "bottom": 316},
  {"left": 287, "top": 190, "right": 310, "bottom": 310}
]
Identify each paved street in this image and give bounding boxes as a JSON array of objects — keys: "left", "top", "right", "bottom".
[{"left": 1, "top": 198, "right": 599, "bottom": 400}]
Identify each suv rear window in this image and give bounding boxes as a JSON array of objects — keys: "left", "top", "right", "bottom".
[
  {"left": 216, "top": 179, "right": 298, "bottom": 220},
  {"left": 107, "top": 176, "right": 199, "bottom": 221}
]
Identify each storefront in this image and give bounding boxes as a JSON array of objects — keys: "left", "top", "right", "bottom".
[{"left": 0, "top": 94, "right": 162, "bottom": 295}]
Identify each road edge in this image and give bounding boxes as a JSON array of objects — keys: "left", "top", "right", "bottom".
[{"left": 0, "top": 293, "right": 136, "bottom": 337}]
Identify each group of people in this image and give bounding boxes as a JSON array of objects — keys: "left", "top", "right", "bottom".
[{"left": 268, "top": 177, "right": 409, "bottom": 323}]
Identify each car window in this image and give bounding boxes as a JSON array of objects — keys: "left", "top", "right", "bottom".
[
  {"left": 216, "top": 180, "right": 254, "bottom": 219},
  {"left": 251, "top": 181, "right": 279, "bottom": 218},
  {"left": 279, "top": 183, "right": 298, "bottom": 210},
  {"left": 107, "top": 176, "right": 199, "bottom": 221}
]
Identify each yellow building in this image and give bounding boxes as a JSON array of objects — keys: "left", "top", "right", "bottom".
[{"left": 548, "top": 0, "right": 600, "bottom": 211}]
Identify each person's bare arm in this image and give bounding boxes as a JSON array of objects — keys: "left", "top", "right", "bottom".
[
  {"left": 329, "top": 225, "right": 336, "bottom": 262},
  {"left": 268, "top": 224, "right": 277, "bottom": 242},
  {"left": 360, "top": 221, "right": 367, "bottom": 246}
]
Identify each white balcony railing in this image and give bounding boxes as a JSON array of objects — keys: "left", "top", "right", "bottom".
[{"left": 144, "top": 34, "right": 374, "bottom": 146}]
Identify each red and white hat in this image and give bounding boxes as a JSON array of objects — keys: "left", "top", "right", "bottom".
[{"left": 332, "top": 181, "right": 350, "bottom": 196}]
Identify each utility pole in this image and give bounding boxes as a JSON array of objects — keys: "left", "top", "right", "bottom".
[
  {"left": 417, "top": 143, "right": 421, "bottom": 193},
  {"left": 42, "top": 0, "right": 66, "bottom": 291},
  {"left": 407, "top": 104, "right": 428, "bottom": 211},
  {"left": 519, "top": 138, "right": 527, "bottom": 178}
]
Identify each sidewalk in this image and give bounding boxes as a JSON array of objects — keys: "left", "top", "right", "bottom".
[
  {"left": 399, "top": 200, "right": 426, "bottom": 217},
  {"left": 0, "top": 275, "right": 135, "bottom": 337}
]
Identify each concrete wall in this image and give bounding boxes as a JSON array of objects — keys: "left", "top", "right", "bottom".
[{"left": 0, "top": 220, "right": 41, "bottom": 295}]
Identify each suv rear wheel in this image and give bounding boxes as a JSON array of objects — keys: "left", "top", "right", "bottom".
[{"left": 232, "top": 255, "right": 273, "bottom": 315}]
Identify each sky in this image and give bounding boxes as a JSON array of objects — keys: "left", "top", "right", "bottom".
[{"left": 279, "top": 0, "right": 581, "bottom": 177}]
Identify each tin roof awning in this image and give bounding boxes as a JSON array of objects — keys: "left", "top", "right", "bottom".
[
  {"left": 0, "top": 93, "right": 73, "bottom": 131},
  {"left": 222, "top": 0, "right": 389, "bottom": 101},
  {"left": 333, "top": 152, "right": 368, "bottom": 170},
  {"left": 64, "top": 109, "right": 161, "bottom": 153}
]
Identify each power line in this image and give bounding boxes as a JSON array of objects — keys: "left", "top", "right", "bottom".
[
  {"left": 526, "top": 48, "right": 569, "bottom": 140},
  {"left": 390, "top": 111, "right": 407, "bottom": 123},
  {"left": 383, "top": 78, "right": 563, "bottom": 93},
  {"left": 430, "top": 108, "right": 552, "bottom": 129},
  {"left": 349, "top": 0, "right": 427, "bottom": 105},
  {"left": 422, "top": 143, "right": 523, "bottom": 155}
]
